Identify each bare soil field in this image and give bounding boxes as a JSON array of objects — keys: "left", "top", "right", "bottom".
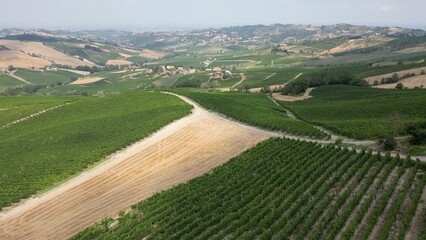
[
  {"left": 372, "top": 74, "right": 426, "bottom": 89},
  {"left": 121, "top": 47, "right": 166, "bottom": 59},
  {"left": 272, "top": 87, "right": 314, "bottom": 102},
  {"left": 0, "top": 40, "right": 94, "bottom": 67},
  {"left": 0, "top": 51, "right": 51, "bottom": 69},
  {"left": 60, "top": 69, "right": 91, "bottom": 76},
  {"left": 106, "top": 59, "right": 133, "bottom": 65},
  {"left": 140, "top": 49, "right": 166, "bottom": 59},
  {"left": 70, "top": 77, "right": 104, "bottom": 85},
  {"left": 0, "top": 95, "right": 269, "bottom": 239},
  {"left": 322, "top": 37, "right": 392, "bottom": 55},
  {"left": 365, "top": 66, "right": 426, "bottom": 84},
  {"left": 396, "top": 45, "right": 426, "bottom": 54}
]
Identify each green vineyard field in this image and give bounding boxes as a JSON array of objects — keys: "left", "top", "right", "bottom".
[
  {"left": 173, "top": 90, "right": 327, "bottom": 138},
  {"left": 0, "top": 91, "right": 192, "bottom": 209},
  {"left": 74, "top": 138, "right": 426, "bottom": 240}
]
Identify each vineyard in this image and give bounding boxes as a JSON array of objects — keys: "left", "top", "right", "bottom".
[
  {"left": 0, "top": 91, "right": 192, "bottom": 209},
  {"left": 173, "top": 90, "right": 327, "bottom": 138},
  {"left": 281, "top": 85, "right": 426, "bottom": 139},
  {"left": 74, "top": 138, "right": 426, "bottom": 240},
  {"left": 0, "top": 95, "right": 81, "bottom": 127}
]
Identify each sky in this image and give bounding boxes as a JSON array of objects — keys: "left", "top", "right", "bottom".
[{"left": 1, "top": 0, "right": 426, "bottom": 31}]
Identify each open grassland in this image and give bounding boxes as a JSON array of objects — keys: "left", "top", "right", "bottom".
[
  {"left": 173, "top": 90, "right": 326, "bottom": 138},
  {"left": 0, "top": 95, "right": 80, "bottom": 127},
  {"left": 14, "top": 69, "right": 82, "bottom": 85},
  {"left": 281, "top": 85, "right": 426, "bottom": 139},
  {"left": 74, "top": 138, "right": 426, "bottom": 240},
  {"left": 0, "top": 91, "right": 192, "bottom": 210}
]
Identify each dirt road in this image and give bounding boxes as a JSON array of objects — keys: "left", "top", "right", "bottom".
[
  {"left": 0, "top": 93, "right": 270, "bottom": 240},
  {"left": 272, "top": 87, "right": 314, "bottom": 102},
  {"left": 9, "top": 71, "right": 32, "bottom": 85}
]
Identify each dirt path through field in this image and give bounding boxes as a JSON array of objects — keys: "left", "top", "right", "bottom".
[
  {"left": 248, "top": 72, "right": 303, "bottom": 93},
  {"left": 0, "top": 103, "right": 70, "bottom": 129},
  {"left": 231, "top": 73, "right": 246, "bottom": 88},
  {"left": 8, "top": 71, "right": 32, "bottom": 85},
  {"left": 0, "top": 93, "right": 270, "bottom": 240},
  {"left": 272, "top": 87, "right": 314, "bottom": 102}
]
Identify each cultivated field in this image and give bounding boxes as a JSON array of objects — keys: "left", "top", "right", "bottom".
[
  {"left": 0, "top": 92, "right": 192, "bottom": 210},
  {"left": 0, "top": 94, "right": 269, "bottom": 239},
  {"left": 70, "top": 76, "right": 104, "bottom": 85},
  {"left": 373, "top": 74, "right": 426, "bottom": 89},
  {"left": 322, "top": 37, "right": 393, "bottom": 55},
  {"left": 365, "top": 66, "right": 426, "bottom": 85},
  {"left": 282, "top": 85, "right": 426, "bottom": 140},
  {"left": 0, "top": 50, "right": 51, "bottom": 69},
  {"left": 105, "top": 59, "right": 133, "bottom": 65},
  {"left": 174, "top": 90, "right": 327, "bottom": 138},
  {"left": 0, "top": 40, "right": 94, "bottom": 67},
  {"left": 74, "top": 138, "right": 426, "bottom": 240},
  {"left": 272, "top": 87, "right": 314, "bottom": 102}
]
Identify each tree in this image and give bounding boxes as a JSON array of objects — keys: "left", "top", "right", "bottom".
[
  {"left": 8, "top": 65, "right": 16, "bottom": 72},
  {"left": 395, "top": 83, "right": 404, "bottom": 89},
  {"left": 391, "top": 73, "right": 400, "bottom": 83}
]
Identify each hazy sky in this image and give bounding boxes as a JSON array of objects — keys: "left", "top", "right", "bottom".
[{"left": 1, "top": 0, "right": 426, "bottom": 30}]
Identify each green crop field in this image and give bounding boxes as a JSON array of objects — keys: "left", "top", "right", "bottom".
[
  {"left": 39, "top": 71, "right": 159, "bottom": 96},
  {"left": 0, "top": 72, "right": 24, "bottom": 87},
  {"left": 172, "top": 72, "right": 211, "bottom": 88},
  {"left": 46, "top": 41, "right": 124, "bottom": 65},
  {"left": 173, "top": 90, "right": 327, "bottom": 138},
  {"left": 14, "top": 69, "right": 82, "bottom": 85},
  {"left": 280, "top": 85, "right": 426, "bottom": 139},
  {"left": 234, "top": 67, "right": 315, "bottom": 88},
  {"left": 0, "top": 91, "right": 192, "bottom": 209},
  {"left": 0, "top": 95, "right": 80, "bottom": 127},
  {"left": 74, "top": 138, "right": 426, "bottom": 240}
]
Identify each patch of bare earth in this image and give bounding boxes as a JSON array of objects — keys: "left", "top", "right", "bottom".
[
  {"left": 365, "top": 66, "right": 426, "bottom": 84},
  {"left": 60, "top": 69, "right": 91, "bottom": 76},
  {"left": 70, "top": 77, "right": 104, "bottom": 85},
  {"left": 272, "top": 87, "right": 314, "bottom": 102},
  {"left": 0, "top": 95, "right": 270, "bottom": 240},
  {"left": 105, "top": 59, "right": 133, "bottom": 65},
  {"left": 121, "top": 47, "right": 166, "bottom": 59},
  {"left": 372, "top": 75, "right": 426, "bottom": 89},
  {"left": 0, "top": 40, "right": 94, "bottom": 67},
  {"left": 0, "top": 50, "right": 51, "bottom": 69},
  {"left": 322, "top": 37, "right": 393, "bottom": 55}
]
